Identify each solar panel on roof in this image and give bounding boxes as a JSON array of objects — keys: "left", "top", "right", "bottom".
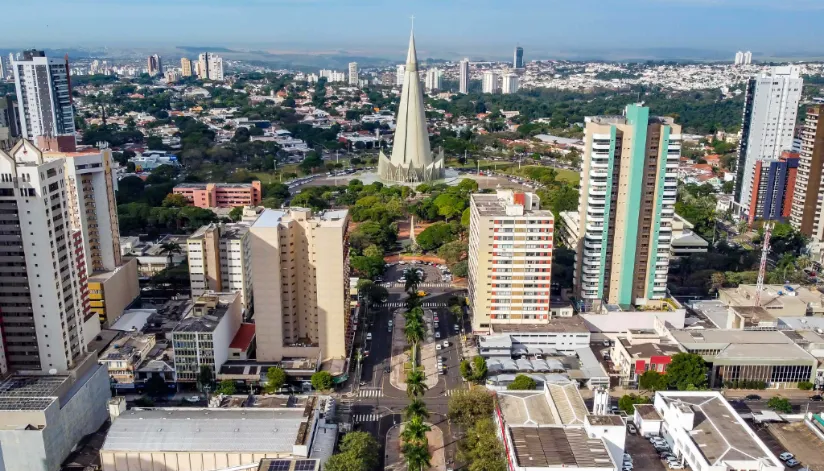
[
  {"left": 294, "top": 460, "right": 317, "bottom": 471},
  {"left": 267, "top": 460, "right": 292, "bottom": 471}
]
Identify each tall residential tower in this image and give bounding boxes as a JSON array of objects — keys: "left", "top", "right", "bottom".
[
  {"left": 790, "top": 104, "right": 824, "bottom": 239},
  {"left": 573, "top": 104, "right": 681, "bottom": 311},
  {"left": 458, "top": 58, "right": 470, "bottom": 94}
]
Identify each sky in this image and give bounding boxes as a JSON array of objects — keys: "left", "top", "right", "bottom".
[{"left": 4, "top": 0, "right": 824, "bottom": 59}]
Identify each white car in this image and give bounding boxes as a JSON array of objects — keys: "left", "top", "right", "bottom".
[
  {"left": 443, "top": 340, "right": 450, "bottom": 348},
  {"left": 366, "top": 333, "right": 372, "bottom": 341},
  {"left": 435, "top": 331, "right": 441, "bottom": 339},
  {"left": 436, "top": 344, "right": 442, "bottom": 351},
  {"left": 780, "top": 453, "right": 794, "bottom": 461}
]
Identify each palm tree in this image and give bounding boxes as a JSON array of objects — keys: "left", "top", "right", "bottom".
[
  {"left": 158, "top": 241, "right": 182, "bottom": 267},
  {"left": 406, "top": 367, "right": 428, "bottom": 397},
  {"left": 406, "top": 291, "right": 422, "bottom": 309},
  {"left": 404, "top": 397, "right": 430, "bottom": 421},
  {"left": 402, "top": 441, "right": 432, "bottom": 471},
  {"left": 404, "top": 318, "right": 425, "bottom": 346},
  {"left": 404, "top": 307, "right": 424, "bottom": 323},
  {"left": 401, "top": 415, "right": 432, "bottom": 444},
  {"left": 404, "top": 268, "right": 423, "bottom": 293}
]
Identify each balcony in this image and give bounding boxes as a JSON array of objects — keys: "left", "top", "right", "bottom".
[{"left": 590, "top": 169, "right": 609, "bottom": 179}]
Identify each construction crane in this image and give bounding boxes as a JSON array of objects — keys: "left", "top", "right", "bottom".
[{"left": 755, "top": 222, "right": 774, "bottom": 306}]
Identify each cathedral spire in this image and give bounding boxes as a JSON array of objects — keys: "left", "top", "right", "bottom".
[{"left": 405, "top": 29, "right": 418, "bottom": 73}]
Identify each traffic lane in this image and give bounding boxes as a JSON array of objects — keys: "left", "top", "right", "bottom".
[
  {"left": 360, "top": 303, "right": 393, "bottom": 385},
  {"left": 728, "top": 398, "right": 824, "bottom": 414}
]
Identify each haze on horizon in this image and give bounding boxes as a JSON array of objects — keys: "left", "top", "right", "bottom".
[{"left": 4, "top": 0, "right": 824, "bottom": 60}]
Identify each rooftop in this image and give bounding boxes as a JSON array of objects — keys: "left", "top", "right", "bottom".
[
  {"left": 257, "top": 459, "right": 320, "bottom": 471},
  {"left": 633, "top": 404, "right": 662, "bottom": 421},
  {"left": 720, "top": 284, "right": 823, "bottom": 314},
  {"left": 173, "top": 293, "right": 237, "bottom": 333},
  {"left": 174, "top": 182, "right": 258, "bottom": 189},
  {"left": 619, "top": 338, "right": 682, "bottom": 359},
  {"left": 101, "top": 408, "right": 307, "bottom": 453},
  {"left": 508, "top": 427, "right": 614, "bottom": 469},
  {"left": 658, "top": 392, "right": 780, "bottom": 467},
  {"left": 189, "top": 222, "right": 251, "bottom": 241},
  {"left": 230, "top": 323, "right": 256, "bottom": 351},
  {"left": 490, "top": 316, "right": 588, "bottom": 334},
  {"left": 497, "top": 381, "right": 588, "bottom": 427},
  {"left": 470, "top": 192, "right": 553, "bottom": 217}
]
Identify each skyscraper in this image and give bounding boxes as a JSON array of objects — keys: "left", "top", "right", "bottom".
[
  {"left": 514, "top": 46, "right": 524, "bottom": 69},
  {"left": 734, "top": 51, "right": 744, "bottom": 65},
  {"left": 197, "top": 53, "right": 224, "bottom": 81},
  {"left": 197, "top": 53, "right": 209, "bottom": 80},
  {"left": 790, "top": 104, "right": 824, "bottom": 238},
  {"left": 459, "top": 58, "right": 470, "bottom": 94},
  {"left": 0, "top": 56, "right": 5, "bottom": 80},
  {"left": 425, "top": 68, "right": 442, "bottom": 91},
  {"left": 502, "top": 73, "right": 519, "bottom": 94},
  {"left": 0, "top": 140, "right": 97, "bottom": 373},
  {"left": 377, "top": 29, "right": 445, "bottom": 183},
  {"left": 744, "top": 51, "right": 753, "bottom": 65},
  {"left": 467, "top": 190, "right": 554, "bottom": 333},
  {"left": 396, "top": 64, "right": 405, "bottom": 86},
  {"left": 13, "top": 49, "right": 76, "bottom": 152},
  {"left": 734, "top": 66, "right": 802, "bottom": 217},
  {"left": 187, "top": 222, "right": 254, "bottom": 311},
  {"left": 181, "top": 57, "right": 193, "bottom": 77},
  {"left": 348, "top": 62, "right": 359, "bottom": 86},
  {"left": 573, "top": 104, "right": 681, "bottom": 311},
  {"left": 482, "top": 71, "right": 499, "bottom": 94},
  {"left": 147, "top": 54, "right": 162, "bottom": 76},
  {"left": 250, "top": 208, "right": 351, "bottom": 362}
]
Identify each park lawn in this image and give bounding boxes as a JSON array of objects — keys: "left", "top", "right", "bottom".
[{"left": 551, "top": 167, "right": 580, "bottom": 184}]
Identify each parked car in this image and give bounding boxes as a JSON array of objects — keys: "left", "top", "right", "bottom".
[
  {"left": 627, "top": 423, "right": 637, "bottom": 434},
  {"left": 786, "top": 458, "right": 800, "bottom": 468},
  {"left": 780, "top": 452, "right": 795, "bottom": 461},
  {"left": 745, "top": 394, "right": 762, "bottom": 401},
  {"left": 443, "top": 340, "right": 450, "bottom": 348},
  {"left": 668, "top": 462, "right": 684, "bottom": 469},
  {"left": 436, "top": 344, "right": 442, "bottom": 351},
  {"left": 435, "top": 331, "right": 441, "bottom": 339},
  {"left": 366, "top": 333, "right": 372, "bottom": 341},
  {"left": 810, "top": 394, "right": 823, "bottom": 401}
]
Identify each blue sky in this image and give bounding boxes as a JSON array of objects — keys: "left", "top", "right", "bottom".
[{"left": 4, "top": 0, "right": 824, "bottom": 59}]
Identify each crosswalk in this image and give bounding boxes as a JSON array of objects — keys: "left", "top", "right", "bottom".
[
  {"left": 380, "top": 302, "right": 448, "bottom": 308},
  {"left": 445, "top": 389, "right": 458, "bottom": 396},
  {"left": 357, "top": 389, "right": 383, "bottom": 397},
  {"left": 354, "top": 414, "right": 381, "bottom": 422},
  {"left": 380, "top": 282, "right": 453, "bottom": 289}
]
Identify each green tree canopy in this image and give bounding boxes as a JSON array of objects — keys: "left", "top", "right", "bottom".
[
  {"left": 265, "top": 367, "right": 287, "bottom": 393},
  {"left": 618, "top": 394, "right": 651, "bottom": 414},
  {"left": 507, "top": 374, "right": 537, "bottom": 390},
  {"left": 325, "top": 431, "right": 380, "bottom": 471},
  {"left": 448, "top": 386, "right": 495, "bottom": 426},
  {"left": 665, "top": 353, "right": 708, "bottom": 390},
  {"left": 215, "top": 380, "right": 237, "bottom": 395},
  {"left": 311, "top": 371, "right": 333, "bottom": 391}
]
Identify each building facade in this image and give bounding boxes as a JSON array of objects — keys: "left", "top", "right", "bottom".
[
  {"left": 514, "top": 46, "right": 524, "bottom": 69},
  {"left": 173, "top": 181, "right": 262, "bottom": 208},
  {"left": 12, "top": 49, "right": 76, "bottom": 152},
  {"left": 424, "top": 68, "right": 442, "bottom": 91},
  {"left": 746, "top": 151, "right": 798, "bottom": 224},
  {"left": 459, "top": 58, "right": 470, "bottom": 94},
  {"left": 790, "top": 104, "right": 824, "bottom": 238},
  {"left": 187, "top": 222, "right": 254, "bottom": 311},
  {"left": 0, "top": 140, "right": 96, "bottom": 373},
  {"left": 482, "top": 71, "right": 498, "bottom": 94},
  {"left": 348, "top": 62, "right": 358, "bottom": 86},
  {"left": 734, "top": 66, "right": 802, "bottom": 217},
  {"left": 468, "top": 190, "right": 554, "bottom": 333},
  {"left": 147, "top": 54, "right": 162, "bottom": 76},
  {"left": 250, "top": 209, "right": 351, "bottom": 362},
  {"left": 574, "top": 104, "right": 681, "bottom": 311},
  {"left": 502, "top": 73, "right": 519, "bottom": 94},
  {"left": 180, "top": 57, "right": 192, "bottom": 77}
]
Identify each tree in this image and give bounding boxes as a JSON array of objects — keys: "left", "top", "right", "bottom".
[
  {"left": 618, "top": 394, "right": 651, "bottom": 414},
  {"left": 458, "top": 418, "right": 507, "bottom": 471},
  {"left": 215, "top": 380, "right": 237, "bottom": 395},
  {"left": 404, "top": 397, "right": 430, "bottom": 421},
  {"left": 448, "top": 386, "right": 495, "bottom": 426},
  {"left": 265, "top": 367, "right": 287, "bottom": 393},
  {"left": 311, "top": 371, "right": 334, "bottom": 391},
  {"left": 158, "top": 241, "right": 183, "bottom": 266},
  {"left": 406, "top": 368, "right": 429, "bottom": 397},
  {"left": 460, "top": 360, "right": 474, "bottom": 382},
  {"left": 161, "top": 193, "right": 190, "bottom": 208},
  {"left": 404, "top": 268, "right": 423, "bottom": 293},
  {"left": 665, "top": 353, "right": 708, "bottom": 390},
  {"left": 325, "top": 431, "right": 380, "bottom": 471},
  {"left": 639, "top": 371, "right": 668, "bottom": 392},
  {"left": 402, "top": 442, "right": 432, "bottom": 471},
  {"left": 404, "top": 317, "right": 425, "bottom": 347},
  {"left": 197, "top": 365, "right": 214, "bottom": 391},
  {"left": 767, "top": 396, "right": 792, "bottom": 414},
  {"left": 438, "top": 241, "right": 466, "bottom": 265},
  {"left": 144, "top": 374, "right": 168, "bottom": 397},
  {"left": 357, "top": 280, "right": 389, "bottom": 305},
  {"left": 401, "top": 415, "right": 432, "bottom": 445},
  {"left": 798, "top": 381, "right": 814, "bottom": 390},
  {"left": 229, "top": 206, "right": 244, "bottom": 222},
  {"left": 507, "top": 374, "right": 537, "bottom": 390},
  {"left": 472, "top": 356, "right": 488, "bottom": 383}
]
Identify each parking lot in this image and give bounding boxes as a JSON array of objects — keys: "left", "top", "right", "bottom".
[
  {"left": 382, "top": 261, "right": 453, "bottom": 286},
  {"left": 757, "top": 422, "right": 824, "bottom": 470},
  {"left": 625, "top": 434, "right": 666, "bottom": 471}
]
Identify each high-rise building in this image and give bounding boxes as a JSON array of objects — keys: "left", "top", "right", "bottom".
[
  {"left": 0, "top": 140, "right": 98, "bottom": 373},
  {"left": 250, "top": 208, "right": 351, "bottom": 362},
  {"left": 502, "top": 73, "right": 519, "bottom": 94},
  {"left": 573, "top": 104, "right": 681, "bottom": 311},
  {"left": 348, "top": 62, "right": 359, "bottom": 86},
  {"left": 734, "top": 66, "right": 802, "bottom": 217},
  {"left": 734, "top": 51, "right": 744, "bottom": 65},
  {"left": 747, "top": 151, "right": 798, "bottom": 224},
  {"left": 467, "top": 190, "right": 554, "bottom": 333},
  {"left": 482, "top": 71, "right": 499, "bottom": 94},
  {"left": 208, "top": 54, "right": 224, "bottom": 81},
  {"left": 197, "top": 53, "right": 209, "bottom": 80},
  {"left": 13, "top": 50, "right": 76, "bottom": 152},
  {"left": 744, "top": 51, "right": 753, "bottom": 65},
  {"left": 396, "top": 64, "right": 405, "bottom": 86},
  {"left": 165, "top": 69, "right": 180, "bottom": 83},
  {"left": 187, "top": 222, "right": 254, "bottom": 311},
  {"left": 7, "top": 53, "right": 15, "bottom": 80},
  {"left": 181, "top": 57, "right": 193, "bottom": 77},
  {"left": 424, "top": 68, "right": 442, "bottom": 91},
  {"left": 0, "top": 56, "right": 5, "bottom": 80},
  {"left": 459, "top": 58, "right": 470, "bottom": 94},
  {"left": 514, "top": 46, "right": 524, "bottom": 69},
  {"left": 147, "top": 54, "right": 162, "bottom": 76},
  {"left": 377, "top": 29, "right": 445, "bottom": 183},
  {"left": 790, "top": 104, "right": 824, "bottom": 238}
]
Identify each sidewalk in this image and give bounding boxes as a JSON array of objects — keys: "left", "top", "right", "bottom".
[
  {"left": 723, "top": 388, "right": 819, "bottom": 399},
  {"left": 385, "top": 422, "right": 446, "bottom": 471}
]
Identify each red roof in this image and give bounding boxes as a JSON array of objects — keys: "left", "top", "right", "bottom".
[{"left": 229, "top": 323, "right": 256, "bottom": 351}]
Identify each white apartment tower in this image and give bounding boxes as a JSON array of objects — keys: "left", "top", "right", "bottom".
[
  {"left": 13, "top": 50, "right": 76, "bottom": 152},
  {"left": 734, "top": 51, "right": 744, "bottom": 65},
  {"left": 250, "top": 208, "right": 351, "bottom": 361},
  {"left": 734, "top": 66, "right": 802, "bottom": 214},
  {"left": 744, "top": 51, "right": 753, "bottom": 65},
  {"left": 482, "top": 71, "right": 499, "bottom": 94},
  {"left": 197, "top": 53, "right": 224, "bottom": 81},
  {"left": 459, "top": 58, "right": 470, "bottom": 94},
  {"left": 0, "top": 56, "right": 5, "bottom": 80},
  {"left": 187, "top": 222, "right": 254, "bottom": 312},
  {"left": 425, "top": 68, "right": 442, "bottom": 92},
  {"left": 0, "top": 140, "right": 97, "bottom": 374},
  {"left": 502, "top": 73, "right": 519, "bottom": 94},
  {"left": 396, "top": 65, "right": 405, "bottom": 86},
  {"left": 467, "top": 190, "right": 555, "bottom": 333},
  {"left": 348, "top": 62, "right": 359, "bottom": 86}
]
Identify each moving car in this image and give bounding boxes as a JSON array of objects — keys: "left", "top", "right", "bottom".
[
  {"left": 745, "top": 394, "right": 761, "bottom": 401},
  {"left": 435, "top": 331, "right": 441, "bottom": 339},
  {"left": 417, "top": 290, "right": 428, "bottom": 297},
  {"left": 436, "top": 344, "right": 442, "bottom": 351},
  {"left": 810, "top": 394, "right": 822, "bottom": 401},
  {"left": 366, "top": 333, "right": 372, "bottom": 341},
  {"left": 443, "top": 340, "right": 450, "bottom": 348}
]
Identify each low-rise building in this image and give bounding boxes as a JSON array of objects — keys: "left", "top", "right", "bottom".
[
  {"left": 718, "top": 284, "right": 824, "bottom": 317},
  {"left": 121, "top": 234, "right": 188, "bottom": 277},
  {"left": 670, "top": 214, "right": 709, "bottom": 257},
  {"left": 171, "top": 292, "right": 242, "bottom": 382},
  {"left": 98, "top": 332, "right": 157, "bottom": 390},
  {"left": 88, "top": 258, "right": 140, "bottom": 327},
  {"left": 173, "top": 181, "right": 263, "bottom": 209},
  {"left": 130, "top": 151, "right": 179, "bottom": 171},
  {"left": 611, "top": 329, "right": 682, "bottom": 387},
  {"left": 645, "top": 391, "right": 782, "bottom": 471}
]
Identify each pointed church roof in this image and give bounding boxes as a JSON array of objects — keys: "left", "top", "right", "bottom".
[{"left": 389, "top": 30, "right": 433, "bottom": 168}]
